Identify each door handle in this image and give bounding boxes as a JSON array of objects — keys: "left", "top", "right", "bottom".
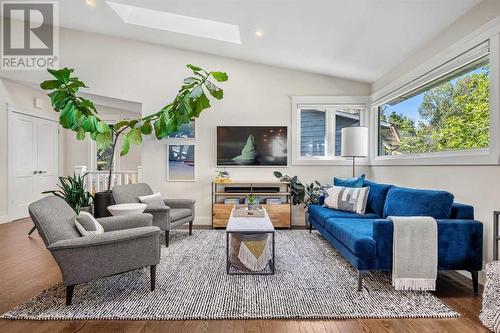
[
  {"left": 33, "top": 170, "right": 38, "bottom": 174},
  {"left": 38, "top": 170, "right": 47, "bottom": 174}
]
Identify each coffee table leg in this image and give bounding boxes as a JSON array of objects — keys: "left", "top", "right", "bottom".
[
  {"left": 226, "top": 232, "right": 230, "bottom": 274},
  {"left": 271, "top": 232, "right": 275, "bottom": 274}
]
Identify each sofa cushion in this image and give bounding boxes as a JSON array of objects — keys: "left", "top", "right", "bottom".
[
  {"left": 324, "top": 218, "right": 377, "bottom": 257},
  {"left": 308, "top": 205, "right": 379, "bottom": 227},
  {"left": 383, "top": 187, "right": 454, "bottom": 219},
  {"left": 333, "top": 174, "right": 365, "bottom": 188},
  {"left": 363, "top": 180, "right": 393, "bottom": 217}
]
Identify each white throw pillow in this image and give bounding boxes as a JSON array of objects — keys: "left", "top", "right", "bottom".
[
  {"left": 324, "top": 186, "right": 370, "bottom": 214},
  {"left": 75, "top": 211, "right": 104, "bottom": 236},
  {"left": 138, "top": 192, "right": 166, "bottom": 207}
]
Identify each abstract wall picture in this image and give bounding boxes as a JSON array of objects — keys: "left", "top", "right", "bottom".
[
  {"left": 167, "top": 120, "right": 196, "bottom": 139},
  {"left": 167, "top": 144, "right": 195, "bottom": 181}
]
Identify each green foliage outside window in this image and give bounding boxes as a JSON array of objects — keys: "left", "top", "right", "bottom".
[{"left": 379, "top": 62, "right": 490, "bottom": 155}]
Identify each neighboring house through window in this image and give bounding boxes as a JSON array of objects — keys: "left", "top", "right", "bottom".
[{"left": 292, "top": 96, "right": 369, "bottom": 165}]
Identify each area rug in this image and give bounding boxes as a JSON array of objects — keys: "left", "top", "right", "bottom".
[{"left": 2, "top": 230, "right": 458, "bottom": 320}]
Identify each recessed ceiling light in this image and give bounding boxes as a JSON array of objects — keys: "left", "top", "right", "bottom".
[
  {"left": 106, "top": 1, "right": 241, "bottom": 44},
  {"left": 85, "top": 0, "right": 96, "bottom": 7},
  {"left": 255, "top": 30, "right": 264, "bottom": 37}
]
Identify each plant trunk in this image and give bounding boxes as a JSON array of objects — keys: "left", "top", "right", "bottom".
[{"left": 106, "top": 136, "right": 119, "bottom": 191}]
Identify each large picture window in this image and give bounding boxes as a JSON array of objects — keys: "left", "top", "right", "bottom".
[
  {"left": 378, "top": 56, "right": 490, "bottom": 156},
  {"left": 295, "top": 102, "right": 366, "bottom": 163}
]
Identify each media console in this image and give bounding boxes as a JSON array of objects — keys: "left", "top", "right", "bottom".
[{"left": 211, "top": 181, "right": 292, "bottom": 229}]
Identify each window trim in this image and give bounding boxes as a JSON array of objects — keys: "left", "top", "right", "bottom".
[
  {"left": 370, "top": 18, "right": 500, "bottom": 166},
  {"left": 291, "top": 96, "right": 370, "bottom": 166}
]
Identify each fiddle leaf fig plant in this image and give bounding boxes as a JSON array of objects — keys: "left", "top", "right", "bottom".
[{"left": 41, "top": 64, "right": 228, "bottom": 190}]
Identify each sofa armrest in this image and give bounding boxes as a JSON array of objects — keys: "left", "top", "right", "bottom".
[
  {"left": 163, "top": 199, "right": 195, "bottom": 210},
  {"left": 97, "top": 213, "right": 153, "bottom": 232},
  {"left": 373, "top": 218, "right": 483, "bottom": 271},
  {"left": 145, "top": 206, "right": 170, "bottom": 213},
  {"left": 48, "top": 227, "right": 161, "bottom": 250}
]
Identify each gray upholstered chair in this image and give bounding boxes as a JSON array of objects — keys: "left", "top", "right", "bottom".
[
  {"left": 28, "top": 196, "right": 161, "bottom": 305},
  {"left": 112, "top": 183, "right": 195, "bottom": 247}
]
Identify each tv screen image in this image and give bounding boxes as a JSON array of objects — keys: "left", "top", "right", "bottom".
[{"left": 217, "top": 126, "right": 287, "bottom": 166}]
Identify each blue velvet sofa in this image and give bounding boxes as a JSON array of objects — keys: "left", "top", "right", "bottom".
[{"left": 308, "top": 179, "right": 483, "bottom": 293}]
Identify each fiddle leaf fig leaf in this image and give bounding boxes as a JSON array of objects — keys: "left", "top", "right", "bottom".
[
  {"left": 204, "top": 80, "right": 223, "bottom": 99},
  {"left": 76, "top": 128, "right": 85, "bottom": 140},
  {"left": 121, "top": 137, "right": 130, "bottom": 156},
  {"left": 113, "top": 120, "right": 129, "bottom": 131},
  {"left": 95, "top": 132, "right": 112, "bottom": 149},
  {"left": 96, "top": 121, "right": 110, "bottom": 134},
  {"left": 59, "top": 100, "right": 76, "bottom": 129},
  {"left": 211, "top": 71, "right": 228, "bottom": 82},
  {"left": 40, "top": 80, "right": 62, "bottom": 90},
  {"left": 82, "top": 115, "right": 98, "bottom": 132},
  {"left": 187, "top": 64, "right": 201, "bottom": 72},
  {"left": 141, "top": 121, "right": 152, "bottom": 135},
  {"left": 126, "top": 127, "right": 142, "bottom": 145},
  {"left": 189, "top": 84, "right": 203, "bottom": 99}
]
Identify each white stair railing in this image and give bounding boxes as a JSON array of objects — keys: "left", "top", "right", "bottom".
[{"left": 74, "top": 166, "right": 143, "bottom": 194}]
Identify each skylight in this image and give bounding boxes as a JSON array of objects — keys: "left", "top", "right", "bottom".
[{"left": 106, "top": 2, "right": 241, "bottom": 44}]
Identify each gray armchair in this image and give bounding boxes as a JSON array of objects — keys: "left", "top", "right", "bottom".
[
  {"left": 28, "top": 196, "right": 161, "bottom": 305},
  {"left": 112, "top": 183, "right": 195, "bottom": 247}
]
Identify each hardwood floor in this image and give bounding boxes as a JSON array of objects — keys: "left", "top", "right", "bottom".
[{"left": 0, "top": 218, "right": 489, "bottom": 333}]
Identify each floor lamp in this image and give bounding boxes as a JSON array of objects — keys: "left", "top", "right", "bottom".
[{"left": 341, "top": 127, "right": 368, "bottom": 177}]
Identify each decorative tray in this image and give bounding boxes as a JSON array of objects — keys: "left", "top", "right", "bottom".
[{"left": 232, "top": 205, "right": 265, "bottom": 218}]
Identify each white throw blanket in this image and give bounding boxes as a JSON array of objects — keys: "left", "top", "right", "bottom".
[{"left": 389, "top": 216, "right": 438, "bottom": 291}]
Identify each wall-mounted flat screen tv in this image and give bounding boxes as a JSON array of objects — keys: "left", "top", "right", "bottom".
[{"left": 216, "top": 126, "right": 288, "bottom": 166}]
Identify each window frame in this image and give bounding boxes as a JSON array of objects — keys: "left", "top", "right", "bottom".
[
  {"left": 370, "top": 21, "right": 500, "bottom": 166},
  {"left": 291, "top": 96, "right": 370, "bottom": 165}
]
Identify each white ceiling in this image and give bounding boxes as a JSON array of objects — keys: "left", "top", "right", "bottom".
[{"left": 55, "top": 0, "right": 481, "bottom": 82}]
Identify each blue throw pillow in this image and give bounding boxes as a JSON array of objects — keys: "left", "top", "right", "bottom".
[
  {"left": 383, "top": 186, "right": 454, "bottom": 219},
  {"left": 363, "top": 179, "right": 392, "bottom": 217},
  {"left": 333, "top": 174, "right": 365, "bottom": 188}
]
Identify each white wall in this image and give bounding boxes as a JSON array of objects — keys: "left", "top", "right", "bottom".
[
  {"left": 0, "top": 26, "right": 370, "bottom": 223},
  {"left": 371, "top": 0, "right": 500, "bottom": 272}
]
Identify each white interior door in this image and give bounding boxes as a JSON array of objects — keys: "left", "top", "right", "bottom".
[
  {"left": 8, "top": 111, "right": 59, "bottom": 220},
  {"left": 36, "top": 118, "right": 59, "bottom": 195}
]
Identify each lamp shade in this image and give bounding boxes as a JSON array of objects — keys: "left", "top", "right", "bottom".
[{"left": 341, "top": 127, "right": 368, "bottom": 157}]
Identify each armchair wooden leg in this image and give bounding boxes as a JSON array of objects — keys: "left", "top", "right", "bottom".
[
  {"left": 189, "top": 220, "right": 193, "bottom": 236},
  {"left": 66, "top": 285, "right": 75, "bottom": 306},
  {"left": 165, "top": 230, "right": 169, "bottom": 247},
  {"left": 309, "top": 221, "right": 312, "bottom": 233},
  {"left": 28, "top": 226, "right": 37, "bottom": 236},
  {"left": 150, "top": 265, "right": 156, "bottom": 291}
]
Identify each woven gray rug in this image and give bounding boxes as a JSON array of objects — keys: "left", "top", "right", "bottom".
[{"left": 2, "top": 230, "right": 458, "bottom": 320}]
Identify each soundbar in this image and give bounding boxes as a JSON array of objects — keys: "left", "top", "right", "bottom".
[{"left": 224, "top": 186, "right": 281, "bottom": 193}]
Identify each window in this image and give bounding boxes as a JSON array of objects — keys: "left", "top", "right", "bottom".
[
  {"left": 378, "top": 56, "right": 490, "bottom": 156},
  {"left": 293, "top": 97, "right": 367, "bottom": 164}
]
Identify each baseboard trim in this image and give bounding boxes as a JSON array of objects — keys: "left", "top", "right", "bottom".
[{"left": 0, "top": 215, "right": 12, "bottom": 224}]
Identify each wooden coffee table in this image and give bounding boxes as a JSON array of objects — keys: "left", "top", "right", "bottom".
[{"left": 226, "top": 208, "right": 275, "bottom": 275}]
